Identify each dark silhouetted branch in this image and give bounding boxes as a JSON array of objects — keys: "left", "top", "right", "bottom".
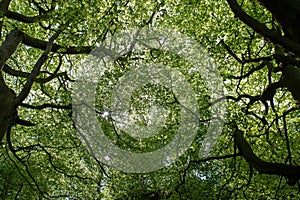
[
  {"left": 0, "top": 29, "right": 24, "bottom": 69},
  {"left": 226, "top": 0, "right": 300, "bottom": 56},
  {"left": 22, "top": 33, "right": 93, "bottom": 54},
  {"left": 234, "top": 128, "right": 300, "bottom": 186}
]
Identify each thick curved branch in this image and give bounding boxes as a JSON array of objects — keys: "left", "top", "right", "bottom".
[
  {"left": 0, "top": 0, "right": 48, "bottom": 23},
  {"left": 226, "top": 0, "right": 300, "bottom": 56},
  {"left": 22, "top": 33, "right": 93, "bottom": 54},
  {"left": 234, "top": 128, "right": 300, "bottom": 186}
]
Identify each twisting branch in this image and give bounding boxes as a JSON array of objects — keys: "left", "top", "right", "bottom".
[
  {"left": 0, "top": 0, "right": 49, "bottom": 23},
  {"left": 233, "top": 126, "right": 300, "bottom": 186},
  {"left": 226, "top": 0, "right": 300, "bottom": 56}
]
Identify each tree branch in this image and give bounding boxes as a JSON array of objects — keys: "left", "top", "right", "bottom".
[
  {"left": 20, "top": 103, "right": 71, "bottom": 110},
  {"left": 3, "top": 64, "right": 73, "bottom": 83},
  {"left": 219, "top": 39, "right": 242, "bottom": 63},
  {"left": 257, "top": 0, "right": 300, "bottom": 43},
  {"left": 0, "top": 0, "right": 48, "bottom": 23},
  {"left": 22, "top": 33, "right": 93, "bottom": 54},
  {"left": 226, "top": 0, "right": 300, "bottom": 56},
  {"left": 228, "top": 61, "right": 267, "bottom": 79},
  {"left": 281, "top": 65, "right": 300, "bottom": 105},
  {"left": 234, "top": 128, "right": 300, "bottom": 186},
  {"left": 0, "top": 29, "right": 23, "bottom": 143},
  {"left": 12, "top": 28, "right": 63, "bottom": 109},
  {"left": 0, "top": 29, "right": 24, "bottom": 69}
]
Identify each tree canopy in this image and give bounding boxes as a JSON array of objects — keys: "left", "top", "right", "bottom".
[{"left": 0, "top": 0, "right": 299, "bottom": 199}]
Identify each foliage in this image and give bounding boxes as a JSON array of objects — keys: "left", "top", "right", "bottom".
[{"left": 0, "top": 0, "right": 299, "bottom": 199}]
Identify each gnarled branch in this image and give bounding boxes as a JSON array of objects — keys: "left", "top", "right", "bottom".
[
  {"left": 226, "top": 0, "right": 300, "bottom": 56},
  {"left": 234, "top": 128, "right": 300, "bottom": 186}
]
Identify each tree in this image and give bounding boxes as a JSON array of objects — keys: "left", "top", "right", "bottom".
[{"left": 0, "top": 0, "right": 299, "bottom": 199}]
